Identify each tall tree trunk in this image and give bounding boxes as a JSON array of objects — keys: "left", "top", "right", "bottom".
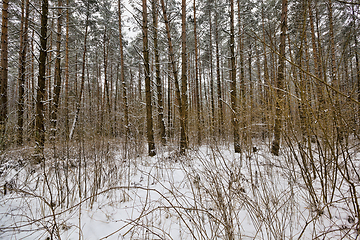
[
  {"left": 261, "top": 2, "right": 271, "bottom": 139},
  {"left": 118, "top": 0, "right": 129, "bottom": 149},
  {"left": 230, "top": 0, "right": 240, "bottom": 153},
  {"left": 308, "top": 0, "right": 324, "bottom": 116},
  {"left": 180, "top": 0, "right": 188, "bottom": 154},
  {"left": 193, "top": 0, "right": 201, "bottom": 145},
  {"left": 209, "top": 10, "right": 215, "bottom": 134},
  {"left": 35, "top": 0, "right": 49, "bottom": 160},
  {"left": 0, "top": 0, "right": 9, "bottom": 144},
  {"left": 271, "top": 0, "right": 288, "bottom": 156},
  {"left": 237, "top": 0, "right": 245, "bottom": 147},
  {"left": 143, "top": 0, "right": 156, "bottom": 156},
  {"left": 160, "top": 0, "right": 184, "bottom": 153},
  {"left": 69, "top": 13, "right": 89, "bottom": 140},
  {"left": 29, "top": 28, "right": 35, "bottom": 142},
  {"left": 294, "top": 1, "right": 309, "bottom": 141},
  {"left": 328, "top": 0, "right": 342, "bottom": 143},
  {"left": 103, "top": 28, "right": 111, "bottom": 135},
  {"left": 167, "top": 60, "right": 173, "bottom": 139},
  {"left": 50, "top": 0, "right": 63, "bottom": 142},
  {"left": 47, "top": 16, "right": 54, "bottom": 129},
  {"left": 18, "top": 0, "right": 30, "bottom": 145},
  {"left": 248, "top": 40, "right": 253, "bottom": 144},
  {"left": 215, "top": 0, "right": 223, "bottom": 137},
  {"left": 353, "top": 5, "right": 360, "bottom": 125},
  {"left": 152, "top": 0, "right": 166, "bottom": 145},
  {"left": 64, "top": 0, "right": 70, "bottom": 139}
]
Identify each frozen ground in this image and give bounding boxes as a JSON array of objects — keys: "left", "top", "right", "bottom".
[{"left": 0, "top": 142, "right": 359, "bottom": 239}]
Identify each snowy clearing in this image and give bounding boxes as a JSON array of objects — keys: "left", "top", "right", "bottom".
[{"left": 0, "top": 142, "right": 359, "bottom": 239}]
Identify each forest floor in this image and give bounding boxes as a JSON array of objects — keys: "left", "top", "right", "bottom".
[{"left": 0, "top": 140, "right": 359, "bottom": 239}]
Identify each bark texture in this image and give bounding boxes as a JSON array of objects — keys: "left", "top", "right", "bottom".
[
  {"left": 143, "top": 0, "right": 156, "bottom": 156},
  {"left": 271, "top": 0, "right": 288, "bottom": 156}
]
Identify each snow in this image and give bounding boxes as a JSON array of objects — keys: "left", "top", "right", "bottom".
[{"left": 0, "top": 143, "right": 359, "bottom": 239}]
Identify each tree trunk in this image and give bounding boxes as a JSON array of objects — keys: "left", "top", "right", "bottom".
[
  {"left": 180, "top": 0, "right": 188, "bottom": 154},
  {"left": 143, "top": 0, "right": 156, "bottom": 156},
  {"left": 0, "top": 0, "right": 9, "bottom": 144},
  {"left": 118, "top": 0, "right": 129, "bottom": 151},
  {"left": 328, "top": 0, "right": 342, "bottom": 143},
  {"left": 237, "top": 0, "right": 245, "bottom": 147},
  {"left": 152, "top": 0, "right": 166, "bottom": 145},
  {"left": 103, "top": 28, "right": 111, "bottom": 136},
  {"left": 209, "top": 10, "right": 215, "bottom": 134},
  {"left": 18, "top": 0, "right": 30, "bottom": 145},
  {"left": 69, "top": 13, "right": 89, "bottom": 140},
  {"left": 64, "top": 0, "right": 70, "bottom": 139},
  {"left": 230, "top": 0, "right": 240, "bottom": 153},
  {"left": 353, "top": 5, "right": 360, "bottom": 125},
  {"left": 50, "top": 0, "right": 63, "bottom": 142},
  {"left": 160, "top": 0, "right": 184, "bottom": 153},
  {"left": 215, "top": 0, "right": 223, "bottom": 137},
  {"left": 308, "top": 0, "right": 324, "bottom": 116},
  {"left": 35, "top": 0, "right": 49, "bottom": 160},
  {"left": 261, "top": 2, "right": 271, "bottom": 139},
  {"left": 193, "top": 0, "right": 201, "bottom": 145},
  {"left": 271, "top": 0, "right": 288, "bottom": 156}
]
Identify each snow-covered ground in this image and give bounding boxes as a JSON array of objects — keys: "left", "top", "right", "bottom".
[{"left": 0, "top": 142, "right": 359, "bottom": 239}]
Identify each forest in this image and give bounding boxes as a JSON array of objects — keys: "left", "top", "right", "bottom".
[{"left": 0, "top": 0, "right": 360, "bottom": 239}]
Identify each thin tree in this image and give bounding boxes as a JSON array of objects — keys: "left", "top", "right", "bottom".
[
  {"left": 18, "top": 0, "right": 30, "bottom": 145},
  {"left": 0, "top": 0, "right": 9, "bottom": 144},
  {"left": 193, "top": 0, "right": 201, "bottom": 145},
  {"left": 103, "top": 27, "right": 111, "bottom": 135},
  {"left": 308, "top": 0, "right": 324, "bottom": 117},
  {"left": 271, "top": 0, "right": 288, "bottom": 156},
  {"left": 352, "top": 4, "right": 360, "bottom": 122},
  {"left": 35, "top": 0, "right": 49, "bottom": 160},
  {"left": 69, "top": 9, "right": 89, "bottom": 140},
  {"left": 180, "top": 0, "right": 188, "bottom": 154},
  {"left": 152, "top": 0, "right": 166, "bottom": 144},
  {"left": 64, "top": 0, "right": 70, "bottom": 138},
  {"left": 237, "top": 0, "right": 245, "bottom": 147},
  {"left": 215, "top": 0, "right": 223, "bottom": 137},
  {"left": 118, "top": 0, "right": 129, "bottom": 151},
  {"left": 160, "top": 0, "right": 185, "bottom": 153},
  {"left": 50, "top": 0, "right": 63, "bottom": 142},
  {"left": 261, "top": 1, "right": 271, "bottom": 138},
  {"left": 328, "top": 0, "right": 342, "bottom": 143},
  {"left": 208, "top": 8, "right": 215, "bottom": 133},
  {"left": 143, "top": 0, "right": 156, "bottom": 156},
  {"left": 230, "top": 0, "right": 240, "bottom": 153}
]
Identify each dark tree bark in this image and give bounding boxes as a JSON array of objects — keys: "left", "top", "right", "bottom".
[
  {"left": 353, "top": 5, "right": 360, "bottom": 122},
  {"left": 152, "top": 0, "right": 166, "bottom": 145},
  {"left": 64, "top": 0, "right": 70, "bottom": 138},
  {"left": 271, "top": 0, "right": 288, "bottom": 156},
  {"left": 215, "top": 0, "right": 223, "bottom": 137},
  {"left": 261, "top": 2, "right": 271, "bottom": 138},
  {"left": 328, "top": 0, "right": 343, "bottom": 143},
  {"left": 180, "top": 0, "right": 188, "bottom": 154},
  {"left": 69, "top": 13, "right": 89, "bottom": 140},
  {"left": 50, "top": 0, "right": 63, "bottom": 141},
  {"left": 118, "top": 0, "right": 129, "bottom": 150},
  {"left": 143, "top": 0, "right": 156, "bottom": 156},
  {"left": 35, "top": 0, "right": 49, "bottom": 160},
  {"left": 0, "top": 0, "right": 9, "bottom": 142},
  {"left": 160, "top": 0, "right": 184, "bottom": 152},
  {"left": 308, "top": 0, "right": 324, "bottom": 116},
  {"left": 193, "top": 0, "right": 201, "bottom": 145},
  {"left": 209, "top": 9, "right": 215, "bottom": 132},
  {"left": 103, "top": 27, "right": 111, "bottom": 135},
  {"left": 230, "top": 0, "right": 240, "bottom": 153},
  {"left": 17, "top": 0, "right": 30, "bottom": 145}
]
